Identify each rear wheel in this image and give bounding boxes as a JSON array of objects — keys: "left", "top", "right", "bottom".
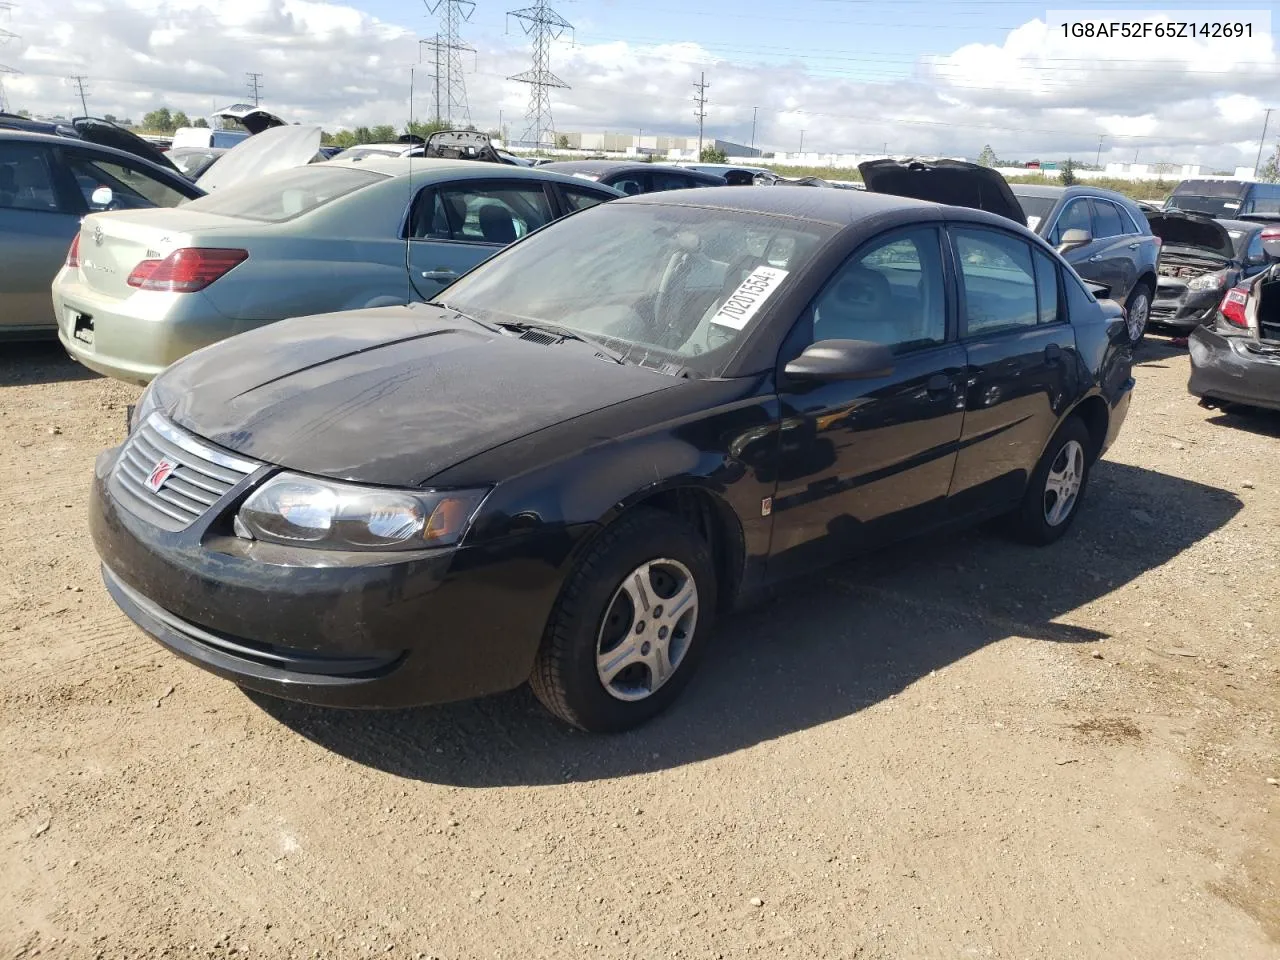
[
  {"left": 1010, "top": 416, "right": 1093, "bottom": 545},
  {"left": 1124, "top": 283, "right": 1152, "bottom": 348},
  {"left": 530, "top": 507, "right": 717, "bottom": 732}
]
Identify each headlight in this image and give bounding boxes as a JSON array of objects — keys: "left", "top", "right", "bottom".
[
  {"left": 235, "top": 472, "right": 488, "bottom": 551},
  {"left": 130, "top": 379, "right": 160, "bottom": 432},
  {"left": 1188, "top": 272, "right": 1228, "bottom": 293}
]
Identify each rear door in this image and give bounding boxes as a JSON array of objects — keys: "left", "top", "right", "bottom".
[
  {"left": 406, "top": 178, "right": 556, "bottom": 299},
  {"left": 0, "top": 140, "right": 82, "bottom": 333},
  {"left": 945, "top": 223, "right": 1080, "bottom": 513}
]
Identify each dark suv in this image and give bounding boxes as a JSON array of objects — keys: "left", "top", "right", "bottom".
[{"left": 1009, "top": 185, "right": 1160, "bottom": 346}]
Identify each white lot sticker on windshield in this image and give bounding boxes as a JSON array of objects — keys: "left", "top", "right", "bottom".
[
  {"left": 1224, "top": 201, "right": 1241, "bottom": 209},
  {"left": 711, "top": 266, "right": 790, "bottom": 330},
  {"left": 1026, "top": 215, "right": 1041, "bottom": 230},
  {"left": 572, "top": 172, "right": 600, "bottom": 181}
]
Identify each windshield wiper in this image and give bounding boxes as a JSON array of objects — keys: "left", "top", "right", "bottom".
[
  {"left": 496, "top": 320, "right": 628, "bottom": 365},
  {"left": 429, "top": 301, "right": 501, "bottom": 333}
]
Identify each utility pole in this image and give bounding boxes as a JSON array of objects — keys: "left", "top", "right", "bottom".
[
  {"left": 799, "top": 129, "right": 805, "bottom": 154},
  {"left": 1095, "top": 134, "right": 1105, "bottom": 168},
  {"left": 508, "top": 0, "right": 573, "bottom": 149},
  {"left": 68, "top": 74, "right": 89, "bottom": 116},
  {"left": 1253, "top": 108, "right": 1273, "bottom": 179},
  {"left": 693, "top": 72, "right": 709, "bottom": 161},
  {"left": 245, "top": 72, "right": 263, "bottom": 107},
  {"left": 424, "top": 0, "right": 476, "bottom": 128},
  {"left": 750, "top": 105, "right": 758, "bottom": 151},
  {"left": 419, "top": 39, "right": 444, "bottom": 124},
  {"left": 0, "top": 3, "right": 22, "bottom": 113}
]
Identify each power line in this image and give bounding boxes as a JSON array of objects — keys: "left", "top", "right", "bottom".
[
  {"left": 424, "top": 0, "right": 476, "bottom": 127},
  {"left": 245, "top": 72, "right": 263, "bottom": 107},
  {"left": 507, "top": 0, "right": 572, "bottom": 148},
  {"left": 68, "top": 75, "right": 90, "bottom": 116},
  {"left": 693, "top": 72, "right": 708, "bottom": 159}
]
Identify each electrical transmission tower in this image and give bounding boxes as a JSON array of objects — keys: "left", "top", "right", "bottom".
[
  {"left": 422, "top": 0, "right": 475, "bottom": 128},
  {"left": 69, "top": 74, "right": 90, "bottom": 115},
  {"left": 507, "top": 0, "right": 572, "bottom": 148},
  {"left": 693, "top": 72, "right": 709, "bottom": 160},
  {"left": 245, "top": 72, "right": 263, "bottom": 107},
  {"left": 0, "top": 2, "right": 20, "bottom": 114}
]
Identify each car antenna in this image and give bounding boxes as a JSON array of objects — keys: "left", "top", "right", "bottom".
[{"left": 405, "top": 65, "right": 415, "bottom": 307}]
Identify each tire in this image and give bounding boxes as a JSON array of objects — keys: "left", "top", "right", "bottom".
[
  {"left": 1010, "top": 416, "right": 1093, "bottom": 546},
  {"left": 530, "top": 507, "right": 718, "bottom": 732},
  {"left": 1124, "top": 283, "right": 1152, "bottom": 349}
]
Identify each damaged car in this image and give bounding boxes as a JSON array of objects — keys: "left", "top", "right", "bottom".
[
  {"left": 1189, "top": 225, "right": 1280, "bottom": 413},
  {"left": 1149, "top": 212, "right": 1272, "bottom": 331}
]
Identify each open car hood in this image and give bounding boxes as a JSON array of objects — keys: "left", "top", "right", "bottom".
[
  {"left": 195, "top": 124, "right": 322, "bottom": 192},
  {"left": 1147, "top": 211, "right": 1235, "bottom": 259},
  {"left": 858, "top": 158, "right": 1025, "bottom": 225},
  {"left": 70, "top": 117, "right": 181, "bottom": 173},
  {"left": 211, "top": 103, "right": 288, "bottom": 136}
]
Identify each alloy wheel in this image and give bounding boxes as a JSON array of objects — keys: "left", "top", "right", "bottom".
[{"left": 1127, "top": 291, "right": 1150, "bottom": 344}]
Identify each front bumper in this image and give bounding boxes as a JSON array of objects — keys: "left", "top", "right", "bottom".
[
  {"left": 1188, "top": 326, "right": 1280, "bottom": 413},
  {"left": 53, "top": 267, "right": 237, "bottom": 386},
  {"left": 1150, "top": 284, "right": 1221, "bottom": 330},
  {"left": 90, "top": 444, "right": 589, "bottom": 708}
]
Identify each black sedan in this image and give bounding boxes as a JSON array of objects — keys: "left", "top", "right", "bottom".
[
  {"left": 537, "top": 160, "right": 726, "bottom": 195},
  {"left": 90, "top": 188, "right": 1135, "bottom": 732}
]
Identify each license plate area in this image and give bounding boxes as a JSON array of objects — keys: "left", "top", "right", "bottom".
[{"left": 69, "top": 310, "right": 94, "bottom": 345}]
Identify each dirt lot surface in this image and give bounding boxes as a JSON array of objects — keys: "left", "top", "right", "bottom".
[{"left": 1, "top": 337, "right": 1277, "bottom": 960}]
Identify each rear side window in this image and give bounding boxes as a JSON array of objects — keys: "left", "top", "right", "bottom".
[
  {"left": 1245, "top": 183, "right": 1280, "bottom": 215},
  {"left": 562, "top": 186, "right": 611, "bottom": 212},
  {"left": 953, "top": 226, "right": 1039, "bottom": 335},
  {"left": 182, "top": 166, "right": 384, "bottom": 222},
  {"left": 0, "top": 142, "right": 61, "bottom": 213},
  {"left": 1090, "top": 199, "right": 1125, "bottom": 239},
  {"left": 1032, "top": 249, "right": 1061, "bottom": 324},
  {"left": 609, "top": 175, "right": 645, "bottom": 196},
  {"left": 412, "top": 181, "right": 554, "bottom": 244},
  {"left": 1116, "top": 203, "right": 1143, "bottom": 235},
  {"left": 651, "top": 172, "right": 694, "bottom": 192}
]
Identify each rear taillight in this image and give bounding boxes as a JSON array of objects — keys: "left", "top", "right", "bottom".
[
  {"left": 1261, "top": 225, "right": 1280, "bottom": 243},
  {"left": 66, "top": 233, "right": 80, "bottom": 268},
  {"left": 126, "top": 248, "right": 248, "bottom": 293},
  {"left": 1220, "top": 286, "right": 1250, "bottom": 328}
]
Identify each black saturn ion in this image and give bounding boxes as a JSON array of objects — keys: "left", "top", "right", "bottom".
[{"left": 91, "top": 181, "right": 1135, "bottom": 732}]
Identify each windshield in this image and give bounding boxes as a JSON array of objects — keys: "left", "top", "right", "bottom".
[
  {"left": 1011, "top": 193, "right": 1057, "bottom": 232},
  {"left": 169, "top": 151, "right": 218, "bottom": 176},
  {"left": 438, "top": 202, "right": 834, "bottom": 376},
  {"left": 180, "top": 165, "right": 385, "bottom": 222},
  {"left": 1166, "top": 195, "right": 1244, "bottom": 218}
]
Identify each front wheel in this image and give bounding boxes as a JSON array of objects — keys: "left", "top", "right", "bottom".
[
  {"left": 530, "top": 507, "right": 718, "bottom": 732},
  {"left": 1010, "top": 417, "right": 1093, "bottom": 546},
  {"left": 1124, "top": 283, "right": 1152, "bottom": 348}
]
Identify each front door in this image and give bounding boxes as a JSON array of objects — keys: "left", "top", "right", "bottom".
[
  {"left": 945, "top": 224, "right": 1079, "bottom": 515},
  {"left": 0, "top": 141, "right": 80, "bottom": 333},
  {"left": 769, "top": 225, "right": 968, "bottom": 575}
]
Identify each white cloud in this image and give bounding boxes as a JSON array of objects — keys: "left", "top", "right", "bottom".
[{"left": 3, "top": 0, "right": 1279, "bottom": 169}]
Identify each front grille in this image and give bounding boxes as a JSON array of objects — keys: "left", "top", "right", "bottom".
[{"left": 111, "top": 414, "right": 260, "bottom": 531}]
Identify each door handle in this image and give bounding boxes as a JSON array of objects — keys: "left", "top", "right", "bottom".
[
  {"left": 421, "top": 270, "right": 458, "bottom": 280},
  {"left": 1044, "top": 343, "right": 1063, "bottom": 364},
  {"left": 1088, "top": 254, "right": 1103, "bottom": 262},
  {"left": 1127, "top": 242, "right": 1140, "bottom": 249},
  {"left": 926, "top": 373, "right": 953, "bottom": 396}
]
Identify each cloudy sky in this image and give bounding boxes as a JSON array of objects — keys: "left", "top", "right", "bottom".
[{"left": 2, "top": 0, "right": 1277, "bottom": 168}]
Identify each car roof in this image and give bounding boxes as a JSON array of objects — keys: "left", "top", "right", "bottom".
[
  {"left": 1217, "top": 218, "right": 1262, "bottom": 233},
  {"left": 0, "top": 129, "right": 195, "bottom": 183},
  {"left": 320, "top": 155, "right": 625, "bottom": 191},
  {"left": 618, "top": 183, "right": 940, "bottom": 224},
  {"left": 539, "top": 160, "right": 716, "bottom": 176},
  {"left": 1009, "top": 182, "right": 1140, "bottom": 205}
]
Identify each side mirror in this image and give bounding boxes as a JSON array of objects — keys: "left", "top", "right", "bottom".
[
  {"left": 1057, "top": 228, "right": 1092, "bottom": 253},
  {"left": 1083, "top": 279, "right": 1113, "bottom": 300},
  {"left": 783, "top": 339, "right": 895, "bottom": 381},
  {"left": 90, "top": 186, "right": 113, "bottom": 207}
]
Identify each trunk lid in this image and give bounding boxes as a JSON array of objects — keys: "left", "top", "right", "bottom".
[
  {"left": 210, "top": 104, "right": 288, "bottom": 136},
  {"left": 74, "top": 208, "right": 247, "bottom": 300},
  {"left": 1148, "top": 211, "right": 1235, "bottom": 259},
  {"left": 195, "top": 124, "right": 322, "bottom": 193},
  {"left": 858, "top": 158, "right": 1026, "bottom": 225}
]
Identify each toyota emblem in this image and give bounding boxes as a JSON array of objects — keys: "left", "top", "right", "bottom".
[{"left": 93, "top": 224, "right": 103, "bottom": 246}]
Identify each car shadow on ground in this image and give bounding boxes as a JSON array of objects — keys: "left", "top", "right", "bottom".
[
  {"left": 0, "top": 341, "right": 100, "bottom": 387},
  {"left": 1133, "top": 335, "right": 1187, "bottom": 369},
  {"left": 253, "top": 460, "right": 1241, "bottom": 786},
  {"left": 1206, "top": 407, "right": 1280, "bottom": 438}
]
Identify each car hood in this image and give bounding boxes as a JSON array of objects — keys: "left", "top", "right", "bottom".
[
  {"left": 156, "top": 304, "right": 680, "bottom": 486},
  {"left": 71, "top": 118, "right": 181, "bottom": 173},
  {"left": 1147, "top": 211, "right": 1235, "bottom": 259},
  {"left": 858, "top": 158, "right": 1026, "bottom": 225},
  {"left": 211, "top": 104, "right": 288, "bottom": 136},
  {"left": 194, "top": 124, "right": 322, "bottom": 192}
]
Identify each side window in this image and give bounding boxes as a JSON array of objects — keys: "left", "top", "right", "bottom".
[
  {"left": 1246, "top": 231, "right": 1265, "bottom": 262},
  {"left": 953, "top": 226, "right": 1039, "bottom": 335},
  {"left": 66, "top": 155, "right": 188, "bottom": 209},
  {"left": 406, "top": 189, "right": 453, "bottom": 240},
  {"left": 562, "top": 186, "right": 610, "bottom": 212},
  {"left": 610, "top": 175, "right": 645, "bottom": 196},
  {"left": 434, "top": 182, "right": 553, "bottom": 245},
  {"left": 1247, "top": 184, "right": 1280, "bottom": 215},
  {"left": 1090, "top": 199, "right": 1125, "bottom": 239},
  {"left": 1049, "top": 198, "right": 1091, "bottom": 244},
  {"left": 810, "top": 226, "right": 947, "bottom": 353},
  {"left": 1116, "top": 203, "right": 1143, "bottom": 235},
  {"left": 651, "top": 172, "right": 693, "bottom": 192},
  {"left": 1032, "top": 248, "right": 1061, "bottom": 324},
  {"left": 0, "top": 143, "right": 62, "bottom": 213}
]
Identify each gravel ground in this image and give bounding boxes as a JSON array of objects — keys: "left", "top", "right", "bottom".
[{"left": 1, "top": 336, "right": 1277, "bottom": 960}]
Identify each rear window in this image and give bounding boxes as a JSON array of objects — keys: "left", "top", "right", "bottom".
[{"left": 181, "top": 166, "right": 385, "bottom": 222}]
